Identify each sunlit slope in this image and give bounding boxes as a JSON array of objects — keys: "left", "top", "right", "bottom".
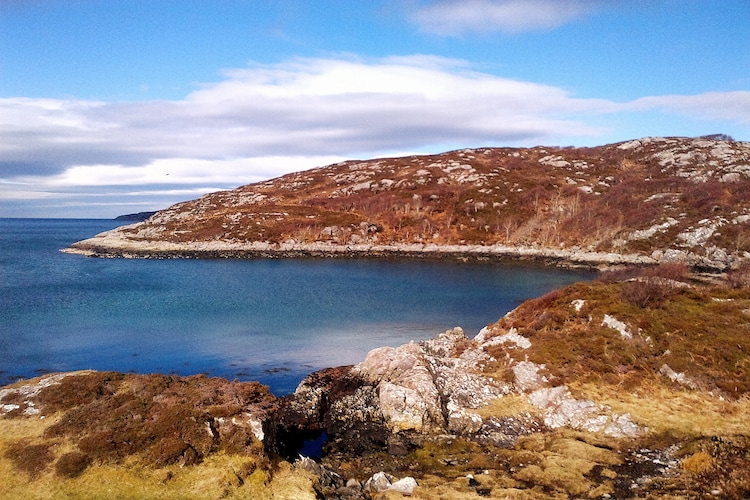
[{"left": 68, "top": 136, "right": 750, "bottom": 269}]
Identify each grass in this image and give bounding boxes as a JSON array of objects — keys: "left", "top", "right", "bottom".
[
  {"left": 0, "top": 412, "right": 313, "bottom": 500},
  {"left": 0, "top": 372, "right": 290, "bottom": 499},
  {"left": 0, "top": 452, "right": 306, "bottom": 500},
  {"left": 571, "top": 381, "right": 750, "bottom": 439}
]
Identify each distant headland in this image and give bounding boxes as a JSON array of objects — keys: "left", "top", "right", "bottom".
[{"left": 114, "top": 211, "right": 157, "bottom": 221}]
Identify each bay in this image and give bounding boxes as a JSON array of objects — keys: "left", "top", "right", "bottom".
[{"left": 0, "top": 218, "right": 594, "bottom": 394}]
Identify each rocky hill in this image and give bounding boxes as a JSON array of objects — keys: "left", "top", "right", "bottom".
[{"left": 66, "top": 136, "right": 750, "bottom": 270}]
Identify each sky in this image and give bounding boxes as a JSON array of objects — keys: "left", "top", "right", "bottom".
[{"left": 1, "top": 1, "right": 749, "bottom": 218}]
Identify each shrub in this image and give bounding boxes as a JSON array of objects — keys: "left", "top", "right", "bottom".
[
  {"left": 605, "top": 263, "right": 689, "bottom": 308},
  {"left": 681, "top": 451, "right": 713, "bottom": 475},
  {"left": 37, "top": 373, "right": 276, "bottom": 469},
  {"left": 55, "top": 451, "right": 92, "bottom": 478},
  {"left": 621, "top": 277, "right": 673, "bottom": 308},
  {"left": 5, "top": 442, "right": 54, "bottom": 478}
]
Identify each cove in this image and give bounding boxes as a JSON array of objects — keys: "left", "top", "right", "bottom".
[{"left": 0, "top": 219, "right": 595, "bottom": 394}]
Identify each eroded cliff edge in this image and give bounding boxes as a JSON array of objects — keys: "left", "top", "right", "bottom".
[{"left": 64, "top": 136, "right": 750, "bottom": 271}]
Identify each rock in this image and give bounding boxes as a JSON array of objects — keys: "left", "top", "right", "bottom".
[
  {"left": 479, "top": 328, "right": 532, "bottom": 350},
  {"left": 352, "top": 327, "right": 510, "bottom": 438},
  {"left": 334, "top": 486, "right": 363, "bottom": 499},
  {"left": 474, "top": 414, "right": 542, "bottom": 447},
  {"left": 659, "top": 364, "right": 700, "bottom": 390},
  {"left": 512, "top": 360, "right": 548, "bottom": 392},
  {"left": 528, "top": 385, "right": 644, "bottom": 436},
  {"left": 276, "top": 322, "right": 646, "bottom": 459},
  {"left": 295, "top": 456, "right": 344, "bottom": 490},
  {"left": 379, "top": 379, "right": 439, "bottom": 432},
  {"left": 345, "top": 478, "right": 362, "bottom": 490},
  {"left": 364, "top": 471, "right": 393, "bottom": 492},
  {"left": 389, "top": 476, "right": 418, "bottom": 495},
  {"left": 605, "top": 413, "right": 642, "bottom": 438},
  {"left": 356, "top": 343, "right": 423, "bottom": 382}
]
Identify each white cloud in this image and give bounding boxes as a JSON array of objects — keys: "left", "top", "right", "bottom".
[
  {"left": 0, "top": 54, "right": 747, "bottom": 216},
  {"left": 629, "top": 91, "right": 750, "bottom": 125},
  {"left": 38, "top": 156, "right": 348, "bottom": 188},
  {"left": 411, "top": 0, "right": 598, "bottom": 35},
  {"left": 0, "top": 55, "right": 612, "bottom": 186}
]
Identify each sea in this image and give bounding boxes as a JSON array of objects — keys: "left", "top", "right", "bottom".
[{"left": 0, "top": 218, "right": 594, "bottom": 395}]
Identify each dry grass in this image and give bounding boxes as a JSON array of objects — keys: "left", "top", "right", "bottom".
[
  {"left": 0, "top": 420, "right": 313, "bottom": 500},
  {"left": 0, "top": 372, "right": 301, "bottom": 500},
  {"left": 571, "top": 380, "right": 750, "bottom": 438},
  {"left": 476, "top": 394, "right": 537, "bottom": 418},
  {"left": 681, "top": 451, "right": 713, "bottom": 475},
  {"left": 488, "top": 275, "right": 750, "bottom": 398}
]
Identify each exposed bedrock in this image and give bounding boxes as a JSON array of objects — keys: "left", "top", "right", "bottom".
[{"left": 273, "top": 326, "right": 642, "bottom": 459}]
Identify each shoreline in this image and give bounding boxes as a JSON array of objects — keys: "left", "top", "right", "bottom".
[{"left": 62, "top": 232, "right": 659, "bottom": 270}]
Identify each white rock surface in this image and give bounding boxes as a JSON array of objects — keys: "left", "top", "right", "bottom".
[{"left": 389, "top": 476, "right": 418, "bottom": 495}]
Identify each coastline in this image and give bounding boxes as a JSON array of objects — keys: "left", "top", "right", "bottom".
[{"left": 62, "top": 229, "right": 658, "bottom": 270}]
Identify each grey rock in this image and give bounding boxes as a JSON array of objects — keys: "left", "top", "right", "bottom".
[{"left": 364, "top": 471, "right": 393, "bottom": 492}]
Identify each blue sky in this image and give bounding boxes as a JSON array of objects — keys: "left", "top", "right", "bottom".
[{"left": 1, "top": 0, "right": 748, "bottom": 218}]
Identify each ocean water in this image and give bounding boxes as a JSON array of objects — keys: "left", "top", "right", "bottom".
[{"left": 0, "top": 218, "right": 594, "bottom": 394}]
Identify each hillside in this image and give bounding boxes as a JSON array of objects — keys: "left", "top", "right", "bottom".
[{"left": 66, "top": 136, "right": 750, "bottom": 270}]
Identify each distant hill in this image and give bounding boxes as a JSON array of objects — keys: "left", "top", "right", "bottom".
[
  {"left": 114, "top": 211, "right": 157, "bottom": 221},
  {"left": 69, "top": 136, "right": 750, "bottom": 270}
]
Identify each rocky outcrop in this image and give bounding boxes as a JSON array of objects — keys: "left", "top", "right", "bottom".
[{"left": 277, "top": 326, "right": 644, "bottom": 459}]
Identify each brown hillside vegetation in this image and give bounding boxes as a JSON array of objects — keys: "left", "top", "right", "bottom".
[
  {"left": 483, "top": 264, "right": 750, "bottom": 397},
  {"left": 71, "top": 136, "right": 750, "bottom": 270}
]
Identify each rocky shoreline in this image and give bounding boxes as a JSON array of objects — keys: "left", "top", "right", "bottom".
[{"left": 62, "top": 226, "right": 663, "bottom": 270}]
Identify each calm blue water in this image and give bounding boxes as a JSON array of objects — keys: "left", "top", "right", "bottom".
[{"left": 0, "top": 218, "right": 594, "bottom": 394}]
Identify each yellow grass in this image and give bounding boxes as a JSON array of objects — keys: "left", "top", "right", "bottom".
[
  {"left": 0, "top": 414, "right": 316, "bottom": 500},
  {"left": 571, "top": 380, "right": 750, "bottom": 438},
  {"left": 476, "top": 394, "right": 538, "bottom": 418}
]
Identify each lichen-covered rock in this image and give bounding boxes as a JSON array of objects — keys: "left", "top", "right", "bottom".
[
  {"left": 527, "top": 385, "right": 643, "bottom": 437},
  {"left": 355, "top": 327, "right": 510, "bottom": 435}
]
